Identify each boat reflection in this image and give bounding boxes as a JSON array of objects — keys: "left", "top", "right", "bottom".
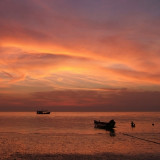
[{"left": 106, "top": 128, "right": 116, "bottom": 137}]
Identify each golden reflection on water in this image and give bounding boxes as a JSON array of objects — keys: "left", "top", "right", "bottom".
[{"left": 0, "top": 112, "right": 160, "bottom": 159}]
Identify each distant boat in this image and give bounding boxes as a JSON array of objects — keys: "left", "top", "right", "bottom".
[
  {"left": 94, "top": 119, "right": 116, "bottom": 129},
  {"left": 37, "top": 110, "right": 50, "bottom": 114}
]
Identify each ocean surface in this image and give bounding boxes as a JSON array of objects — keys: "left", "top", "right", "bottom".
[{"left": 0, "top": 112, "right": 160, "bottom": 160}]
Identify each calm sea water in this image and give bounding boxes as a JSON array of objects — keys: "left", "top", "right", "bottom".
[{"left": 0, "top": 112, "right": 160, "bottom": 160}]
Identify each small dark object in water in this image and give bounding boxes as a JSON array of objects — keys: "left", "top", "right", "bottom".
[
  {"left": 152, "top": 123, "right": 154, "bottom": 126},
  {"left": 94, "top": 119, "right": 116, "bottom": 129},
  {"left": 37, "top": 110, "right": 50, "bottom": 114},
  {"left": 131, "top": 121, "right": 135, "bottom": 127}
]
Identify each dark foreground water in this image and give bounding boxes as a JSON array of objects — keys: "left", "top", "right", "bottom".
[{"left": 0, "top": 112, "right": 160, "bottom": 160}]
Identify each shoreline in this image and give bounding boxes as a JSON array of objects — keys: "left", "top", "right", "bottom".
[{"left": 4, "top": 152, "right": 160, "bottom": 160}]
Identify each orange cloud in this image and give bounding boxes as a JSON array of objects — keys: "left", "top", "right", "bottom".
[{"left": 0, "top": 0, "right": 160, "bottom": 111}]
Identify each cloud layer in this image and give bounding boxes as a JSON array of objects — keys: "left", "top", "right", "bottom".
[{"left": 0, "top": 0, "right": 160, "bottom": 111}]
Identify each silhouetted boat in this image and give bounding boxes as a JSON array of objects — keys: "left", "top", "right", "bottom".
[
  {"left": 37, "top": 110, "right": 50, "bottom": 114},
  {"left": 94, "top": 119, "right": 116, "bottom": 129}
]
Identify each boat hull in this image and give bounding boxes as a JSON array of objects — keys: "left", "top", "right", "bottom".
[
  {"left": 37, "top": 111, "right": 50, "bottom": 114},
  {"left": 94, "top": 120, "right": 115, "bottom": 129}
]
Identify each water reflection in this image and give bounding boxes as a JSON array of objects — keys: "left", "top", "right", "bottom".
[
  {"left": 0, "top": 112, "right": 160, "bottom": 158},
  {"left": 106, "top": 128, "right": 116, "bottom": 137}
]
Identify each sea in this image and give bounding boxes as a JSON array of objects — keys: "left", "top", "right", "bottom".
[{"left": 0, "top": 112, "right": 160, "bottom": 160}]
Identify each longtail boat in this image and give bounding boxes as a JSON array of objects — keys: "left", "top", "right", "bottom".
[{"left": 94, "top": 119, "right": 115, "bottom": 129}]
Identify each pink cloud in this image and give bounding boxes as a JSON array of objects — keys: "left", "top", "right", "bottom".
[{"left": 0, "top": 0, "right": 160, "bottom": 111}]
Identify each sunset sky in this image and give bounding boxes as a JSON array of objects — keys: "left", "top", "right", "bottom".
[{"left": 0, "top": 0, "right": 160, "bottom": 111}]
